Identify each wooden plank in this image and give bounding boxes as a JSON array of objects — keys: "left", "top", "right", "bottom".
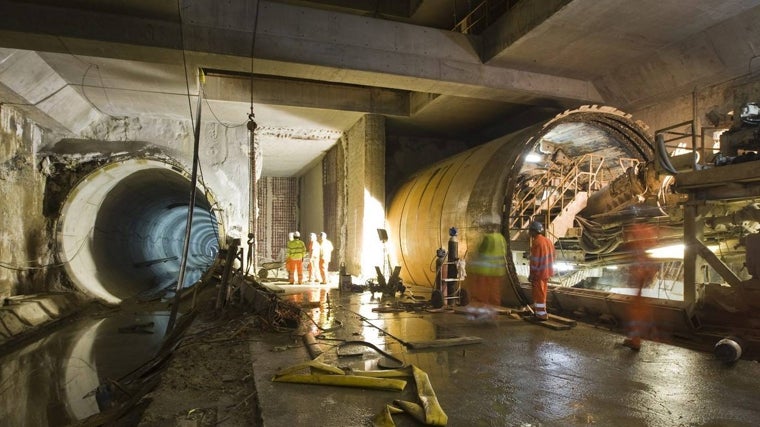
[
  {"left": 406, "top": 336, "right": 482, "bottom": 349},
  {"left": 548, "top": 313, "right": 577, "bottom": 326},
  {"left": 523, "top": 317, "right": 572, "bottom": 330},
  {"left": 372, "top": 306, "right": 405, "bottom": 313}
]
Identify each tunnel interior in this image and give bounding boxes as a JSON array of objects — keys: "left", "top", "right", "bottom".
[
  {"left": 505, "top": 111, "right": 758, "bottom": 303},
  {"left": 508, "top": 117, "right": 661, "bottom": 294},
  {"left": 57, "top": 159, "right": 220, "bottom": 303}
]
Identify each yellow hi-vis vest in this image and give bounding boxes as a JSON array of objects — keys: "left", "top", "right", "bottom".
[
  {"left": 468, "top": 232, "right": 507, "bottom": 277},
  {"left": 287, "top": 239, "right": 307, "bottom": 260}
]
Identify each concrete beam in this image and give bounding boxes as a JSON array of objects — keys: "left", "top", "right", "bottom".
[
  {"left": 0, "top": 49, "right": 103, "bottom": 134},
  {"left": 481, "top": 0, "right": 572, "bottom": 63},
  {"left": 203, "top": 73, "right": 411, "bottom": 116},
  {"left": 595, "top": 4, "right": 760, "bottom": 109},
  {"left": 283, "top": 0, "right": 423, "bottom": 18},
  {"left": 0, "top": 0, "right": 602, "bottom": 106},
  {"left": 409, "top": 92, "right": 441, "bottom": 115}
]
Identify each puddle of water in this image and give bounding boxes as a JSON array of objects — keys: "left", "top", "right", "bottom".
[{"left": 0, "top": 311, "right": 170, "bottom": 425}]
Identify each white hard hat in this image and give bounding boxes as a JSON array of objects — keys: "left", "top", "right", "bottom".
[{"left": 294, "top": 231, "right": 300, "bottom": 238}]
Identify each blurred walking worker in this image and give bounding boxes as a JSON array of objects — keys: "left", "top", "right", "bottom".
[
  {"left": 317, "top": 232, "right": 333, "bottom": 284},
  {"left": 528, "top": 221, "right": 554, "bottom": 321},
  {"left": 286, "top": 231, "right": 307, "bottom": 284},
  {"left": 466, "top": 220, "right": 507, "bottom": 306},
  {"left": 622, "top": 222, "right": 658, "bottom": 351}
]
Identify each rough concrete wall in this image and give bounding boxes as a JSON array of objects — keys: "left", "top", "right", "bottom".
[
  {"left": 299, "top": 162, "right": 324, "bottom": 243},
  {"left": 0, "top": 105, "right": 61, "bottom": 297},
  {"left": 201, "top": 122, "right": 254, "bottom": 240},
  {"left": 78, "top": 116, "right": 253, "bottom": 241},
  {"left": 631, "top": 75, "right": 760, "bottom": 157},
  {"left": 344, "top": 115, "right": 386, "bottom": 278},
  {"left": 323, "top": 138, "right": 346, "bottom": 274},
  {"left": 256, "top": 177, "right": 297, "bottom": 264}
]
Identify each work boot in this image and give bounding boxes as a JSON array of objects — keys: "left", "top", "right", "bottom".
[
  {"left": 534, "top": 315, "right": 548, "bottom": 322},
  {"left": 622, "top": 338, "right": 641, "bottom": 351}
]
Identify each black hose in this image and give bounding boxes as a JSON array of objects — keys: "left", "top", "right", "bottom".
[{"left": 656, "top": 133, "right": 680, "bottom": 175}]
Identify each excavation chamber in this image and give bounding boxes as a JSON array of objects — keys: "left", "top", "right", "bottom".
[
  {"left": 57, "top": 158, "right": 220, "bottom": 304},
  {"left": 387, "top": 106, "right": 655, "bottom": 304}
]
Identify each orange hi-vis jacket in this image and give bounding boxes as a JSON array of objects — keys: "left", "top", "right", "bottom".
[{"left": 530, "top": 234, "right": 555, "bottom": 280}]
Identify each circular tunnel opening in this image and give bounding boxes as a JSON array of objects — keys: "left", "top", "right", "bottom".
[{"left": 57, "top": 159, "right": 220, "bottom": 303}]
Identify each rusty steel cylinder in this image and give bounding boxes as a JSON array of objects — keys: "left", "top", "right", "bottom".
[{"left": 386, "top": 106, "right": 653, "bottom": 289}]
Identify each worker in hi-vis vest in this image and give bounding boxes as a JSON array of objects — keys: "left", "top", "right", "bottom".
[
  {"left": 466, "top": 220, "right": 507, "bottom": 306},
  {"left": 528, "top": 221, "right": 554, "bottom": 321},
  {"left": 317, "top": 232, "right": 333, "bottom": 284},
  {"left": 286, "top": 231, "right": 306, "bottom": 284},
  {"left": 622, "top": 222, "right": 658, "bottom": 350},
  {"left": 307, "top": 232, "right": 320, "bottom": 283}
]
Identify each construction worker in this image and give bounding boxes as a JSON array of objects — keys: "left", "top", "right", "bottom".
[
  {"left": 466, "top": 220, "right": 507, "bottom": 306},
  {"left": 317, "top": 232, "right": 333, "bottom": 284},
  {"left": 282, "top": 232, "right": 294, "bottom": 276},
  {"left": 307, "top": 232, "right": 320, "bottom": 282},
  {"left": 286, "top": 231, "right": 306, "bottom": 284},
  {"left": 528, "top": 221, "right": 554, "bottom": 321},
  {"left": 622, "top": 222, "right": 659, "bottom": 350}
]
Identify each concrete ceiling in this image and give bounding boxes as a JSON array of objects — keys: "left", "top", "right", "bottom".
[{"left": 1, "top": 0, "right": 759, "bottom": 176}]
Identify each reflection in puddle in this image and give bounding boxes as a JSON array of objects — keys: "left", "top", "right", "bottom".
[{"left": 0, "top": 312, "right": 169, "bottom": 425}]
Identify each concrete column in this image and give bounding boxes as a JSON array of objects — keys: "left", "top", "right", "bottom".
[
  {"left": 345, "top": 114, "right": 385, "bottom": 279},
  {"left": 0, "top": 105, "right": 58, "bottom": 296}
]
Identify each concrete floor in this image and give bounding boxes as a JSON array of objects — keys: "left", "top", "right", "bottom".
[
  {"left": 2, "top": 282, "right": 758, "bottom": 426},
  {"left": 252, "top": 285, "right": 760, "bottom": 427}
]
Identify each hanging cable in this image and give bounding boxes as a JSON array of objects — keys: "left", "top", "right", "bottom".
[
  {"left": 246, "top": 0, "right": 261, "bottom": 276},
  {"left": 166, "top": 0, "right": 203, "bottom": 335},
  {"left": 166, "top": 80, "right": 202, "bottom": 335}
]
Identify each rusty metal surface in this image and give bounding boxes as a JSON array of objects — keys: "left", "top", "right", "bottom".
[{"left": 387, "top": 106, "right": 654, "bottom": 300}]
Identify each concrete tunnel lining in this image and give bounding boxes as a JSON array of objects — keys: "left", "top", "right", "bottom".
[{"left": 57, "top": 158, "right": 220, "bottom": 304}]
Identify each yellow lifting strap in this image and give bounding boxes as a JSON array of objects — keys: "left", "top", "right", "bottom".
[
  {"left": 371, "top": 366, "right": 447, "bottom": 425},
  {"left": 272, "top": 361, "right": 447, "bottom": 426},
  {"left": 272, "top": 360, "right": 407, "bottom": 392}
]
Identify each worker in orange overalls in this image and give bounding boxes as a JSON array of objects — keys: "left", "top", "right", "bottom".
[
  {"left": 307, "top": 232, "right": 320, "bottom": 283},
  {"left": 528, "top": 221, "right": 554, "bottom": 321},
  {"left": 317, "top": 232, "right": 333, "bottom": 284},
  {"left": 622, "top": 222, "right": 659, "bottom": 350},
  {"left": 286, "top": 231, "right": 306, "bottom": 284}
]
